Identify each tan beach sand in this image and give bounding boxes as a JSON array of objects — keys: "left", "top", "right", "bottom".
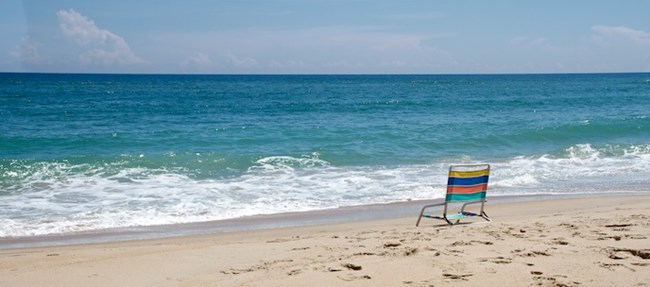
[{"left": 1, "top": 195, "right": 649, "bottom": 287}]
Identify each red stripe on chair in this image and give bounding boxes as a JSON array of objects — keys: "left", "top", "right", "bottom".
[{"left": 447, "top": 183, "right": 488, "bottom": 194}]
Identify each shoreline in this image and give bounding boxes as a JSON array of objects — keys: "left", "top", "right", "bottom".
[
  {"left": 1, "top": 193, "right": 648, "bottom": 286},
  {"left": 1, "top": 191, "right": 646, "bottom": 250}
]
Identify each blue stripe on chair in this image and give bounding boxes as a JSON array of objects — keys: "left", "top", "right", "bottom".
[{"left": 447, "top": 175, "right": 489, "bottom": 186}]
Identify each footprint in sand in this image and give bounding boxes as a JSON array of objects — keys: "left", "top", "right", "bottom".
[
  {"left": 402, "top": 280, "right": 435, "bottom": 287},
  {"left": 328, "top": 263, "right": 363, "bottom": 272},
  {"left": 287, "top": 269, "right": 302, "bottom": 276},
  {"left": 551, "top": 238, "right": 569, "bottom": 245},
  {"left": 337, "top": 274, "right": 372, "bottom": 281},
  {"left": 531, "top": 275, "right": 581, "bottom": 287},
  {"left": 512, "top": 249, "right": 551, "bottom": 257},
  {"left": 599, "top": 262, "right": 636, "bottom": 272},
  {"left": 607, "top": 248, "right": 650, "bottom": 260},
  {"left": 450, "top": 240, "right": 494, "bottom": 246},
  {"left": 221, "top": 259, "right": 295, "bottom": 275},
  {"left": 342, "top": 263, "right": 362, "bottom": 270},
  {"left": 442, "top": 273, "right": 473, "bottom": 281},
  {"left": 478, "top": 256, "right": 512, "bottom": 264}
]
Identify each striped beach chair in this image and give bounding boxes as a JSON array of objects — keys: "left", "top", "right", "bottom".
[{"left": 416, "top": 164, "right": 491, "bottom": 226}]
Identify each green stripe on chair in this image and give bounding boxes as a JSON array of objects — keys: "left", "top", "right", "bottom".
[{"left": 446, "top": 192, "right": 486, "bottom": 202}]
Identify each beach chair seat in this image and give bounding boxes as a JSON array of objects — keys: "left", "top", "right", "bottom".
[{"left": 416, "top": 163, "right": 491, "bottom": 226}]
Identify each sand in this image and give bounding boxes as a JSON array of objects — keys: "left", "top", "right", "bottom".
[{"left": 1, "top": 195, "right": 649, "bottom": 287}]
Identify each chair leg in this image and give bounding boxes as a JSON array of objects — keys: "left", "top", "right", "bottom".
[
  {"left": 415, "top": 207, "right": 426, "bottom": 226},
  {"left": 480, "top": 211, "right": 489, "bottom": 221},
  {"left": 416, "top": 203, "right": 445, "bottom": 227}
]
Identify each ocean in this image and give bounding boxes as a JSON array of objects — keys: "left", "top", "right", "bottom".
[{"left": 1, "top": 73, "right": 649, "bottom": 237}]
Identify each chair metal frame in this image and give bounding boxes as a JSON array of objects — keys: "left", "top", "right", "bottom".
[{"left": 416, "top": 163, "right": 491, "bottom": 226}]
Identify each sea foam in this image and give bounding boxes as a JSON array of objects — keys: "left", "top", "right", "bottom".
[{"left": 1, "top": 143, "right": 649, "bottom": 237}]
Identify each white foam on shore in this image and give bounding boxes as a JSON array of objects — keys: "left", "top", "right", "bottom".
[{"left": 1, "top": 143, "right": 649, "bottom": 237}]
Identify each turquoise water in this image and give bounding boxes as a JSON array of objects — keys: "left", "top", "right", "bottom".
[{"left": 1, "top": 73, "right": 649, "bottom": 236}]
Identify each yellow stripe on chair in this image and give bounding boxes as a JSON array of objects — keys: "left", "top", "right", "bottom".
[{"left": 449, "top": 169, "right": 490, "bottom": 178}]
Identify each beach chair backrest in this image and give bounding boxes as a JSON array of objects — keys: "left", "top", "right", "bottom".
[
  {"left": 446, "top": 164, "right": 490, "bottom": 202},
  {"left": 416, "top": 163, "right": 492, "bottom": 226}
]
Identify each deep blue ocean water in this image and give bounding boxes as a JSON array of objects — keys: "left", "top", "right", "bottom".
[{"left": 1, "top": 73, "right": 649, "bottom": 236}]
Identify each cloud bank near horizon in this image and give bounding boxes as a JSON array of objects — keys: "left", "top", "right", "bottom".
[
  {"left": 56, "top": 9, "right": 144, "bottom": 66},
  {"left": 2, "top": 2, "right": 649, "bottom": 74}
]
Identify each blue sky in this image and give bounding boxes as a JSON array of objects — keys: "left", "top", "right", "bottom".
[{"left": 1, "top": 0, "right": 649, "bottom": 74}]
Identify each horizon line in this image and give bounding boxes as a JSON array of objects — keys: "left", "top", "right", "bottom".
[{"left": 1, "top": 71, "right": 649, "bottom": 77}]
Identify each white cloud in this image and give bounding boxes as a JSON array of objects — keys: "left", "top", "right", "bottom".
[
  {"left": 509, "top": 36, "right": 568, "bottom": 54},
  {"left": 11, "top": 37, "right": 43, "bottom": 65},
  {"left": 380, "top": 60, "right": 407, "bottom": 67},
  {"left": 592, "top": 25, "right": 650, "bottom": 46},
  {"left": 269, "top": 59, "right": 306, "bottom": 69},
  {"left": 223, "top": 51, "right": 258, "bottom": 68},
  {"left": 530, "top": 37, "right": 547, "bottom": 46},
  {"left": 57, "top": 9, "right": 144, "bottom": 65},
  {"left": 180, "top": 53, "right": 213, "bottom": 67},
  {"left": 151, "top": 25, "right": 454, "bottom": 73},
  {"left": 510, "top": 36, "right": 527, "bottom": 46},
  {"left": 326, "top": 60, "right": 353, "bottom": 68},
  {"left": 510, "top": 36, "right": 548, "bottom": 47}
]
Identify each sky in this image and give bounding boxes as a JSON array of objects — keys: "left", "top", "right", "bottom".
[{"left": 1, "top": 0, "right": 649, "bottom": 74}]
